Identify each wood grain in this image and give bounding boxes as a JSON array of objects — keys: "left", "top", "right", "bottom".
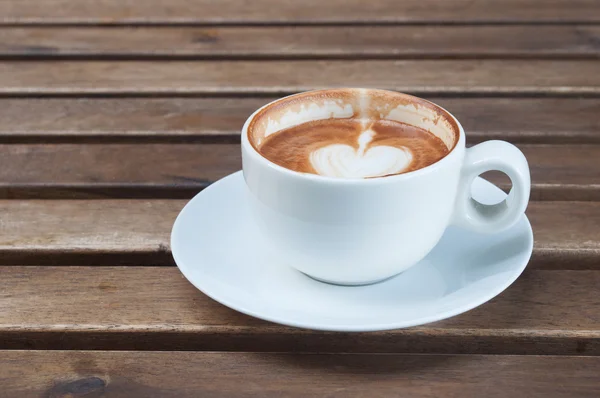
[
  {"left": 1, "top": 97, "right": 599, "bottom": 144},
  {"left": 0, "top": 266, "right": 599, "bottom": 354},
  {"left": 0, "top": 143, "right": 237, "bottom": 199},
  {"left": 1, "top": 200, "right": 598, "bottom": 268},
  {"left": 1, "top": 26, "right": 599, "bottom": 58},
  {"left": 0, "top": 144, "right": 598, "bottom": 200},
  {"left": 0, "top": 200, "right": 180, "bottom": 265},
  {"left": 1, "top": 0, "right": 599, "bottom": 24},
  {"left": 1, "top": 351, "right": 599, "bottom": 398},
  {"left": 0, "top": 60, "right": 598, "bottom": 95}
]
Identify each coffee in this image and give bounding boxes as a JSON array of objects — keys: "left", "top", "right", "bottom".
[
  {"left": 247, "top": 89, "right": 458, "bottom": 180},
  {"left": 255, "top": 118, "right": 448, "bottom": 178}
]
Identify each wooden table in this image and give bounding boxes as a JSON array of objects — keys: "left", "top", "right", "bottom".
[{"left": 1, "top": 1, "right": 599, "bottom": 396}]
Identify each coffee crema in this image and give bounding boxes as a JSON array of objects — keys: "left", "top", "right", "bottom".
[{"left": 255, "top": 118, "right": 449, "bottom": 179}]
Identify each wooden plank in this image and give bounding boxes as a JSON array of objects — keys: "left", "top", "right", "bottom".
[
  {"left": 0, "top": 200, "right": 180, "bottom": 265},
  {"left": 1, "top": 200, "right": 598, "bottom": 268},
  {"left": 1, "top": 0, "right": 599, "bottom": 24},
  {"left": 0, "top": 97, "right": 598, "bottom": 144},
  {"left": 1, "top": 351, "right": 599, "bottom": 398},
  {"left": 1, "top": 26, "right": 599, "bottom": 58},
  {"left": 0, "top": 144, "right": 598, "bottom": 200},
  {"left": 0, "top": 97, "right": 258, "bottom": 143},
  {"left": 0, "top": 266, "right": 599, "bottom": 354},
  {"left": 529, "top": 202, "right": 600, "bottom": 268},
  {"left": 0, "top": 143, "right": 237, "bottom": 199},
  {"left": 511, "top": 144, "right": 600, "bottom": 201},
  {"left": 0, "top": 60, "right": 598, "bottom": 95}
]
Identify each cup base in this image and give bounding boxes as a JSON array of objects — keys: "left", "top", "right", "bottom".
[{"left": 302, "top": 271, "right": 402, "bottom": 287}]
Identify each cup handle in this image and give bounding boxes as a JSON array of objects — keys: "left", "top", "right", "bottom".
[{"left": 453, "top": 140, "right": 531, "bottom": 233}]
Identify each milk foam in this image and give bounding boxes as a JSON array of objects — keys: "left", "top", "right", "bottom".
[
  {"left": 264, "top": 100, "right": 354, "bottom": 139},
  {"left": 310, "top": 129, "right": 413, "bottom": 178},
  {"left": 385, "top": 104, "right": 454, "bottom": 149}
]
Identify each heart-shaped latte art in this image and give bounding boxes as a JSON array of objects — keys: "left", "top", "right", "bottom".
[{"left": 310, "top": 141, "right": 413, "bottom": 178}]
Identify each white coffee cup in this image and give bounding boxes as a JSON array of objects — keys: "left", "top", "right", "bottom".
[{"left": 241, "top": 89, "right": 530, "bottom": 285}]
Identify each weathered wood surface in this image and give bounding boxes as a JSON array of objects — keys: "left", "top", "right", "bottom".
[
  {"left": 0, "top": 97, "right": 598, "bottom": 144},
  {"left": 1, "top": 1, "right": 599, "bottom": 394},
  {"left": 0, "top": 60, "right": 598, "bottom": 95},
  {"left": 1, "top": 26, "right": 598, "bottom": 58},
  {"left": 2, "top": 0, "right": 599, "bottom": 24},
  {"left": 1, "top": 351, "right": 599, "bottom": 398}
]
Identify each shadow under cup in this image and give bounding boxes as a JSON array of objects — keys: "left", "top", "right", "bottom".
[{"left": 241, "top": 89, "right": 465, "bottom": 286}]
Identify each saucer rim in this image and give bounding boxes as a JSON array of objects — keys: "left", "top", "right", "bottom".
[{"left": 171, "top": 171, "right": 533, "bottom": 332}]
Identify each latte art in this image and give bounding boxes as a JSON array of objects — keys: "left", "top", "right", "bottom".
[
  {"left": 256, "top": 118, "right": 449, "bottom": 179},
  {"left": 310, "top": 130, "right": 413, "bottom": 178}
]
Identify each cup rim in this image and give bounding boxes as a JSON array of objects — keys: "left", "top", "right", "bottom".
[{"left": 241, "top": 88, "right": 466, "bottom": 185}]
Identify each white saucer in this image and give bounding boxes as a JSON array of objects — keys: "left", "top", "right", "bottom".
[{"left": 171, "top": 171, "right": 533, "bottom": 332}]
